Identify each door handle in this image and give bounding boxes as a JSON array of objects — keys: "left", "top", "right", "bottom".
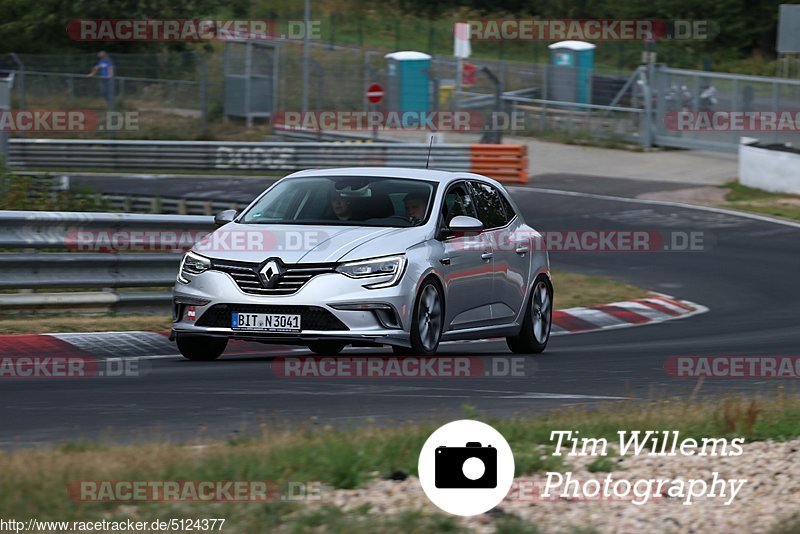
[
  {"left": 515, "top": 246, "right": 529, "bottom": 255},
  {"left": 481, "top": 251, "right": 493, "bottom": 261},
  {"left": 439, "top": 257, "right": 451, "bottom": 265}
]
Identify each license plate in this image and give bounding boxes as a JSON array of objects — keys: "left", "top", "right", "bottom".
[{"left": 231, "top": 312, "right": 301, "bottom": 332}]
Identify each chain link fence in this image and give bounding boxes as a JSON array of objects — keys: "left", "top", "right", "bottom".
[
  {"left": 652, "top": 65, "right": 800, "bottom": 150},
  {"left": 2, "top": 43, "right": 800, "bottom": 152}
]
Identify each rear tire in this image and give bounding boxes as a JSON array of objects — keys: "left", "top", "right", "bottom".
[
  {"left": 307, "top": 341, "right": 346, "bottom": 355},
  {"left": 176, "top": 334, "right": 228, "bottom": 361},
  {"left": 506, "top": 275, "right": 552, "bottom": 354}
]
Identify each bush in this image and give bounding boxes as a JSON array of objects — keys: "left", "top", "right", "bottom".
[{"left": 0, "top": 169, "right": 110, "bottom": 212}]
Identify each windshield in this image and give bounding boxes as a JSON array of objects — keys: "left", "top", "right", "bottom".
[{"left": 240, "top": 176, "right": 437, "bottom": 227}]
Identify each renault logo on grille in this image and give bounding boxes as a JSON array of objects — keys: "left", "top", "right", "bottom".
[{"left": 259, "top": 259, "right": 284, "bottom": 288}]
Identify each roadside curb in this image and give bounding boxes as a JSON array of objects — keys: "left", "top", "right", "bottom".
[
  {"left": 0, "top": 293, "right": 707, "bottom": 359},
  {"left": 551, "top": 292, "right": 708, "bottom": 335}
]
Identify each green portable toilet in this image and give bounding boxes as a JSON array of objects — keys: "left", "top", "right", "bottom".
[
  {"left": 385, "top": 51, "right": 431, "bottom": 123},
  {"left": 547, "top": 41, "right": 595, "bottom": 105}
]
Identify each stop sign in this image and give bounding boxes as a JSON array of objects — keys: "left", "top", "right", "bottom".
[{"left": 366, "top": 83, "right": 384, "bottom": 104}]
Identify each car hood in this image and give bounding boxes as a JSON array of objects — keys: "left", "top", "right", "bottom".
[{"left": 192, "top": 223, "right": 428, "bottom": 264}]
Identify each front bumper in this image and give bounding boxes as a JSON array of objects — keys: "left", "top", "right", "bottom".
[{"left": 172, "top": 268, "right": 417, "bottom": 347}]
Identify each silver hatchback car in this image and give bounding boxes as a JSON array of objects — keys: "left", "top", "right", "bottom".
[{"left": 171, "top": 167, "right": 552, "bottom": 359}]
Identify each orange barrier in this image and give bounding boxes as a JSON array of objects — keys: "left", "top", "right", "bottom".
[{"left": 469, "top": 144, "right": 528, "bottom": 183}]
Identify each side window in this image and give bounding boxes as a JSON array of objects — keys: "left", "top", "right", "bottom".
[
  {"left": 442, "top": 183, "right": 477, "bottom": 224},
  {"left": 470, "top": 181, "right": 507, "bottom": 229},
  {"left": 499, "top": 192, "right": 517, "bottom": 224}
]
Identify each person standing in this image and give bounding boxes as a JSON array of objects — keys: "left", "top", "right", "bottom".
[{"left": 88, "top": 51, "right": 114, "bottom": 111}]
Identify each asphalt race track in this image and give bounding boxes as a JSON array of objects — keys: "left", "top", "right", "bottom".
[{"left": 2, "top": 177, "right": 799, "bottom": 447}]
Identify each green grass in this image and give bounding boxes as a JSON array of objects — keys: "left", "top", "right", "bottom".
[
  {"left": 2, "top": 394, "right": 800, "bottom": 526},
  {"left": 0, "top": 314, "right": 173, "bottom": 335},
  {"left": 725, "top": 181, "right": 785, "bottom": 202},
  {"left": 586, "top": 456, "right": 619, "bottom": 473},
  {"left": 520, "top": 129, "right": 645, "bottom": 152},
  {"left": 494, "top": 516, "right": 542, "bottom": 534},
  {"left": 551, "top": 270, "right": 648, "bottom": 310},
  {"left": 770, "top": 512, "right": 800, "bottom": 534},
  {"left": 722, "top": 181, "right": 800, "bottom": 221},
  {"left": 289, "top": 506, "right": 467, "bottom": 533}
]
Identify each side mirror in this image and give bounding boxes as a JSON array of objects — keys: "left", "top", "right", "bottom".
[
  {"left": 447, "top": 215, "right": 484, "bottom": 236},
  {"left": 214, "top": 209, "right": 238, "bottom": 227}
]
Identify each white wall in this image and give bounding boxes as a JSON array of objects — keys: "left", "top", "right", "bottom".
[{"left": 739, "top": 139, "right": 800, "bottom": 195}]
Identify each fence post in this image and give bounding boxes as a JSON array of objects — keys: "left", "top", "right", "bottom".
[
  {"left": 772, "top": 81, "right": 780, "bottom": 144},
  {"left": 328, "top": 14, "right": 336, "bottom": 50},
  {"left": 196, "top": 52, "right": 208, "bottom": 132},
  {"left": 642, "top": 66, "right": 655, "bottom": 148},
  {"left": 314, "top": 60, "right": 324, "bottom": 140},
  {"left": 245, "top": 42, "right": 252, "bottom": 127},
  {"left": 474, "top": 66, "right": 503, "bottom": 144},
  {"left": 9, "top": 53, "right": 24, "bottom": 110}
]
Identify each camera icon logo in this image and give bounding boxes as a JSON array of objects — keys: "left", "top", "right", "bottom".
[
  {"left": 418, "top": 420, "right": 515, "bottom": 516},
  {"left": 435, "top": 442, "right": 497, "bottom": 488}
]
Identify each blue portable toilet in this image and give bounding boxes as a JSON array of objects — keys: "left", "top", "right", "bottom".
[
  {"left": 384, "top": 51, "right": 431, "bottom": 121},
  {"left": 547, "top": 41, "right": 595, "bottom": 105}
]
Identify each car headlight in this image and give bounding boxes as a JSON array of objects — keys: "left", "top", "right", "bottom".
[
  {"left": 178, "top": 251, "right": 211, "bottom": 283},
  {"left": 335, "top": 255, "right": 407, "bottom": 289}
]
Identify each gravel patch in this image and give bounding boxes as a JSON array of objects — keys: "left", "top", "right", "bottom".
[
  {"left": 636, "top": 186, "right": 729, "bottom": 205},
  {"left": 315, "top": 438, "right": 800, "bottom": 533}
]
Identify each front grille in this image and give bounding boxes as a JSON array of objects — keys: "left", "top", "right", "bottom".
[
  {"left": 211, "top": 259, "right": 336, "bottom": 296},
  {"left": 196, "top": 304, "right": 349, "bottom": 331}
]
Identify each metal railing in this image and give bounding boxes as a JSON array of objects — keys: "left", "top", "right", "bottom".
[
  {"left": 7, "top": 139, "right": 529, "bottom": 183},
  {"left": 9, "top": 139, "right": 472, "bottom": 171},
  {"left": 0, "top": 211, "right": 213, "bottom": 312}
]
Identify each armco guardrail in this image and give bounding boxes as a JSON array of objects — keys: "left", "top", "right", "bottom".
[
  {"left": 9, "top": 139, "right": 529, "bottom": 183},
  {"left": 0, "top": 211, "right": 213, "bottom": 312}
]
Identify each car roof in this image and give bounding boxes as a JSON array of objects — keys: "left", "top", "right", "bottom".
[{"left": 283, "top": 167, "right": 507, "bottom": 189}]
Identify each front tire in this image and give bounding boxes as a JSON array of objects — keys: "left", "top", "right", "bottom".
[
  {"left": 404, "top": 279, "right": 444, "bottom": 356},
  {"left": 507, "top": 276, "right": 552, "bottom": 354},
  {"left": 176, "top": 334, "right": 228, "bottom": 361}
]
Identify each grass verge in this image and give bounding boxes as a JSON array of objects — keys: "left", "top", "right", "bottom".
[
  {"left": 550, "top": 270, "right": 648, "bottom": 310},
  {"left": 0, "top": 314, "right": 173, "bottom": 335},
  {"left": 0, "top": 269, "right": 648, "bottom": 334},
  {"left": 2, "top": 394, "right": 799, "bottom": 526},
  {"left": 722, "top": 181, "right": 800, "bottom": 222}
]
